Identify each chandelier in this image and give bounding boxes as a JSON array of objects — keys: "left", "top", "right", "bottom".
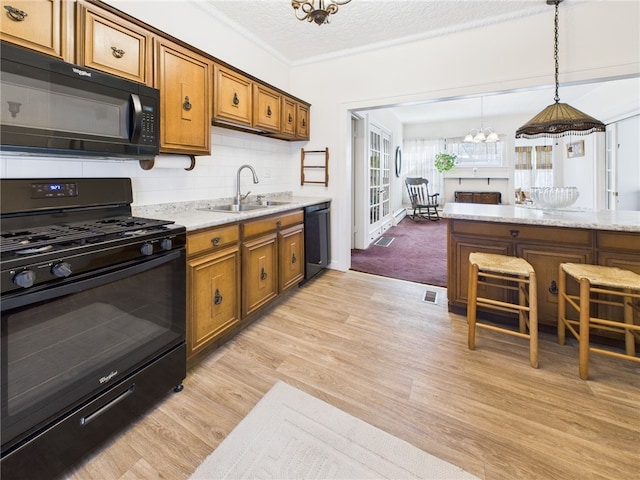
[
  {"left": 516, "top": 0, "right": 605, "bottom": 138},
  {"left": 464, "top": 97, "right": 499, "bottom": 143},
  {"left": 291, "top": 0, "right": 352, "bottom": 25}
]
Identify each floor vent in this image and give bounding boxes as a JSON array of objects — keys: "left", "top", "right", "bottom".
[
  {"left": 374, "top": 236, "right": 394, "bottom": 247},
  {"left": 423, "top": 290, "right": 438, "bottom": 304}
]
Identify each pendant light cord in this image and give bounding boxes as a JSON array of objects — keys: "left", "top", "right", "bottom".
[{"left": 553, "top": 1, "right": 560, "bottom": 104}]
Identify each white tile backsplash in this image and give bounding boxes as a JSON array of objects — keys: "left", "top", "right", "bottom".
[{"left": 0, "top": 127, "right": 300, "bottom": 206}]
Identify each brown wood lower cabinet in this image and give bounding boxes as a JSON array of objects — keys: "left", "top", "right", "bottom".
[
  {"left": 187, "top": 209, "right": 305, "bottom": 364},
  {"left": 447, "top": 219, "right": 639, "bottom": 328},
  {"left": 242, "top": 232, "right": 278, "bottom": 317},
  {"left": 241, "top": 210, "right": 305, "bottom": 317},
  {"left": 186, "top": 224, "right": 241, "bottom": 361}
]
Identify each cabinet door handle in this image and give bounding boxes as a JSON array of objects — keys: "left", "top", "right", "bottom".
[
  {"left": 276, "top": 221, "right": 282, "bottom": 229},
  {"left": 4, "top": 5, "right": 28, "bottom": 21},
  {"left": 266, "top": 105, "right": 272, "bottom": 117},
  {"left": 211, "top": 237, "right": 221, "bottom": 246},
  {"left": 548, "top": 280, "right": 558, "bottom": 295},
  {"left": 291, "top": 253, "right": 297, "bottom": 264},
  {"left": 260, "top": 268, "right": 267, "bottom": 281},
  {"left": 509, "top": 229, "right": 520, "bottom": 238},
  {"left": 232, "top": 92, "right": 240, "bottom": 106},
  {"left": 214, "top": 289, "right": 223, "bottom": 305},
  {"left": 301, "top": 118, "right": 306, "bottom": 127},
  {"left": 288, "top": 113, "right": 293, "bottom": 123},
  {"left": 183, "top": 96, "right": 192, "bottom": 111},
  {"left": 111, "top": 46, "right": 125, "bottom": 59}
]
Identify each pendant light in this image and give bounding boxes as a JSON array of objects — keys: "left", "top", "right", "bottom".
[
  {"left": 463, "top": 97, "right": 499, "bottom": 143},
  {"left": 515, "top": 0, "right": 605, "bottom": 139}
]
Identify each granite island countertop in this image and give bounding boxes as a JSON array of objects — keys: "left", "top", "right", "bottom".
[
  {"left": 133, "top": 195, "right": 332, "bottom": 231},
  {"left": 443, "top": 203, "right": 640, "bottom": 233}
]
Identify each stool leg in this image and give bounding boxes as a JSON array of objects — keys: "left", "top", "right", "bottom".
[
  {"left": 529, "top": 272, "right": 539, "bottom": 368},
  {"left": 623, "top": 291, "right": 636, "bottom": 357},
  {"left": 578, "top": 278, "right": 591, "bottom": 380},
  {"left": 467, "top": 263, "right": 479, "bottom": 351},
  {"left": 558, "top": 265, "right": 567, "bottom": 346},
  {"left": 518, "top": 278, "right": 526, "bottom": 334}
]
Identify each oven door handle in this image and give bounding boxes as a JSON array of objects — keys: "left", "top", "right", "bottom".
[{"left": 2, "top": 250, "right": 183, "bottom": 312}]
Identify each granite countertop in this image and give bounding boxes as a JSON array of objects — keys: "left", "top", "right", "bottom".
[
  {"left": 442, "top": 203, "right": 640, "bottom": 233},
  {"left": 133, "top": 195, "right": 332, "bottom": 231}
]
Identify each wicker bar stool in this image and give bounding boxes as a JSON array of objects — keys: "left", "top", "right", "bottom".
[
  {"left": 467, "top": 252, "right": 538, "bottom": 368},
  {"left": 558, "top": 263, "right": 640, "bottom": 380}
]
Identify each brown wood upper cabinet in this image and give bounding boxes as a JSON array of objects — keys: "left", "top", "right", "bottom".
[
  {"left": 155, "top": 38, "right": 212, "bottom": 155},
  {"left": 296, "top": 103, "right": 310, "bottom": 140},
  {"left": 213, "top": 63, "right": 310, "bottom": 141},
  {"left": 0, "top": 0, "right": 68, "bottom": 59},
  {"left": 213, "top": 63, "right": 252, "bottom": 127},
  {"left": 252, "top": 83, "right": 281, "bottom": 133},
  {"left": 281, "top": 96, "right": 297, "bottom": 138},
  {"left": 76, "top": 0, "right": 152, "bottom": 85}
]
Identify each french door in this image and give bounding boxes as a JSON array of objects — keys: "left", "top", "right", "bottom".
[{"left": 368, "top": 124, "right": 391, "bottom": 237}]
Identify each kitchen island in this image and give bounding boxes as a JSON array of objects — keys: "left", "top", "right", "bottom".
[{"left": 443, "top": 203, "right": 640, "bottom": 326}]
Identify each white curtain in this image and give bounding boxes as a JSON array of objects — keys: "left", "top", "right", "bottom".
[{"left": 402, "top": 138, "right": 444, "bottom": 203}]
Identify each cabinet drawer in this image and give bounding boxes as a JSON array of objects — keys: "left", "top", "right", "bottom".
[
  {"left": 242, "top": 210, "right": 303, "bottom": 239},
  {"left": 0, "top": 0, "right": 66, "bottom": 59},
  {"left": 78, "top": 2, "right": 151, "bottom": 84},
  {"left": 451, "top": 220, "right": 591, "bottom": 246},
  {"left": 597, "top": 231, "right": 640, "bottom": 253},
  {"left": 188, "top": 224, "right": 239, "bottom": 256}
]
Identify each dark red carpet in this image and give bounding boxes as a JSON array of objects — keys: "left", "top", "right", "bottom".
[{"left": 350, "top": 217, "right": 447, "bottom": 287}]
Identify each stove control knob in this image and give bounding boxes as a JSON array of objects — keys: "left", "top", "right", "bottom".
[
  {"left": 52, "top": 262, "right": 72, "bottom": 278},
  {"left": 140, "top": 243, "right": 154, "bottom": 256},
  {"left": 160, "top": 238, "right": 172, "bottom": 250},
  {"left": 14, "top": 270, "right": 36, "bottom": 288}
]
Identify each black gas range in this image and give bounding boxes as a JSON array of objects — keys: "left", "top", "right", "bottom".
[
  {"left": 1, "top": 178, "right": 185, "bottom": 296},
  {"left": 1, "top": 178, "right": 187, "bottom": 479}
]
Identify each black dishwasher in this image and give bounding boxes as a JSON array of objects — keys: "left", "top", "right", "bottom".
[{"left": 303, "top": 202, "right": 331, "bottom": 282}]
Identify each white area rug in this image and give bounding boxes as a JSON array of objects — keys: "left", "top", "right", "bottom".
[{"left": 190, "top": 381, "right": 478, "bottom": 480}]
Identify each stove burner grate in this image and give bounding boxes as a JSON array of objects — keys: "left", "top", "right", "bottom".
[{"left": 1, "top": 216, "right": 174, "bottom": 254}]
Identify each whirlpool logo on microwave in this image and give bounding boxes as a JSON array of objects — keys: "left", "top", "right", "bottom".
[
  {"left": 72, "top": 67, "right": 92, "bottom": 78},
  {"left": 99, "top": 370, "right": 118, "bottom": 384}
]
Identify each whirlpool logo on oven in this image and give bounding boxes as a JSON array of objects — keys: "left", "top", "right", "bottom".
[{"left": 99, "top": 370, "right": 118, "bottom": 384}]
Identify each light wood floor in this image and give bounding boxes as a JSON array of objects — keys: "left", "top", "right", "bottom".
[{"left": 67, "top": 270, "right": 639, "bottom": 480}]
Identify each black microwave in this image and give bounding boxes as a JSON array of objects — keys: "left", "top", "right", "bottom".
[{"left": 0, "top": 42, "right": 159, "bottom": 160}]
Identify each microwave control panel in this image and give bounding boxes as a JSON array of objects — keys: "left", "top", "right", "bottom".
[{"left": 141, "top": 105, "right": 157, "bottom": 145}]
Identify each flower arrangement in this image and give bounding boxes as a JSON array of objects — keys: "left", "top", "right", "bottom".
[{"left": 434, "top": 152, "right": 457, "bottom": 173}]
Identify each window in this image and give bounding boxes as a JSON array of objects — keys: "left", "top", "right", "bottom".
[
  {"left": 514, "top": 145, "right": 553, "bottom": 190},
  {"left": 447, "top": 137, "right": 504, "bottom": 166}
]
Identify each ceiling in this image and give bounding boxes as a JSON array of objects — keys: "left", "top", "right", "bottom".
[
  {"left": 199, "top": 0, "right": 636, "bottom": 125},
  {"left": 200, "top": 0, "right": 555, "bottom": 65}
]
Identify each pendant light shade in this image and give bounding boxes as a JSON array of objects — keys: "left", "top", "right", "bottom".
[
  {"left": 515, "top": 0, "right": 605, "bottom": 139},
  {"left": 516, "top": 102, "right": 606, "bottom": 139}
]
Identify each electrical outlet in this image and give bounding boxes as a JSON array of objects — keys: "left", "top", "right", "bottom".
[
  {"left": 263, "top": 168, "right": 271, "bottom": 178},
  {"left": 473, "top": 167, "right": 478, "bottom": 177}
]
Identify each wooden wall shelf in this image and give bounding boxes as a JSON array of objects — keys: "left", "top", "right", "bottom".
[{"left": 300, "top": 147, "right": 329, "bottom": 186}]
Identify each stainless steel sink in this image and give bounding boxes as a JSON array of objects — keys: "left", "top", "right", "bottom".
[{"left": 199, "top": 204, "right": 267, "bottom": 213}]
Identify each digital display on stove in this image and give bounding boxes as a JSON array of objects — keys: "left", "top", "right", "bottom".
[{"left": 31, "top": 182, "right": 78, "bottom": 199}]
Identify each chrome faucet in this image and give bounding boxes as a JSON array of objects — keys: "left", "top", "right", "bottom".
[{"left": 235, "top": 164, "right": 259, "bottom": 205}]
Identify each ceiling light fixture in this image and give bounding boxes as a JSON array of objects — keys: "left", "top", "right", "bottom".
[
  {"left": 291, "top": 0, "right": 351, "bottom": 25},
  {"left": 515, "top": 0, "right": 605, "bottom": 139},
  {"left": 464, "top": 97, "right": 500, "bottom": 143}
]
